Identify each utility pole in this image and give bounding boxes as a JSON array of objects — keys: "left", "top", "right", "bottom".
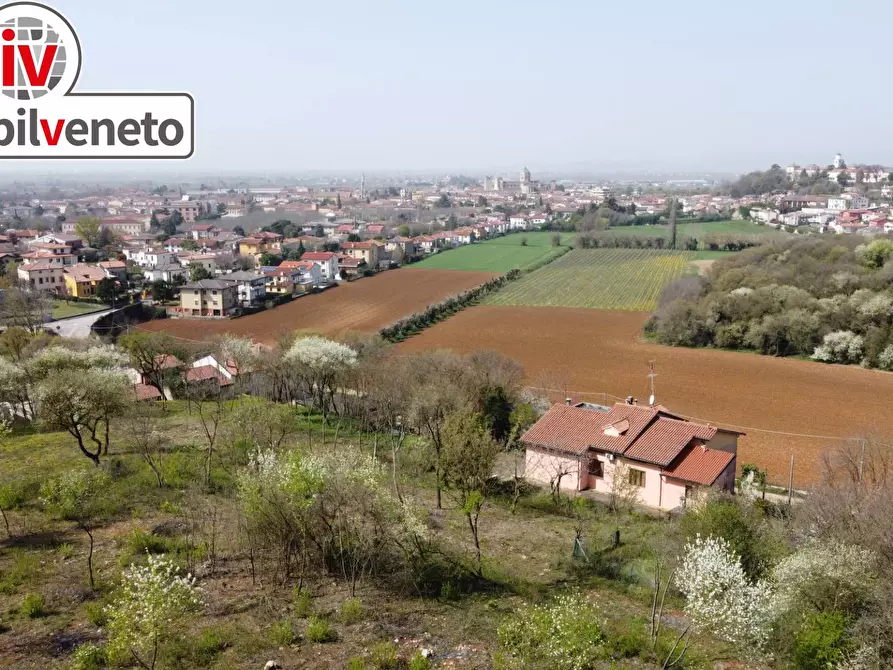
[
  {"left": 859, "top": 439, "right": 866, "bottom": 486},
  {"left": 787, "top": 454, "right": 795, "bottom": 505},
  {"left": 648, "top": 361, "right": 657, "bottom": 406},
  {"left": 669, "top": 199, "right": 677, "bottom": 250}
]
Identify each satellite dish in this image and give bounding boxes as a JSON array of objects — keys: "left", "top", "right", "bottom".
[{"left": 649, "top": 394, "right": 655, "bottom": 406}]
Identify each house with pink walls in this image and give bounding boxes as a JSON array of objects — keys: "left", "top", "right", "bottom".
[{"left": 522, "top": 400, "right": 742, "bottom": 512}]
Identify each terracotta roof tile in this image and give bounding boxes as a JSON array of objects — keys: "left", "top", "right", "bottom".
[
  {"left": 663, "top": 445, "right": 735, "bottom": 486},
  {"left": 623, "top": 417, "right": 717, "bottom": 466},
  {"left": 133, "top": 383, "right": 162, "bottom": 401}
]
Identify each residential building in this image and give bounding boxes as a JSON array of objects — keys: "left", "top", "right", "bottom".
[
  {"left": 279, "top": 260, "right": 322, "bottom": 286},
  {"left": 340, "top": 241, "right": 383, "bottom": 267},
  {"left": 238, "top": 237, "right": 273, "bottom": 258},
  {"left": 63, "top": 264, "right": 109, "bottom": 297},
  {"left": 169, "top": 200, "right": 207, "bottom": 224},
  {"left": 144, "top": 263, "right": 187, "bottom": 283},
  {"left": 179, "top": 253, "right": 218, "bottom": 275},
  {"left": 221, "top": 270, "right": 267, "bottom": 307},
  {"left": 98, "top": 260, "right": 127, "bottom": 282},
  {"left": 187, "top": 223, "right": 218, "bottom": 239},
  {"left": 827, "top": 198, "right": 848, "bottom": 211},
  {"left": 178, "top": 279, "right": 237, "bottom": 317},
  {"left": 299, "top": 251, "right": 338, "bottom": 281},
  {"left": 521, "top": 400, "right": 742, "bottom": 511},
  {"left": 17, "top": 260, "right": 64, "bottom": 291}
]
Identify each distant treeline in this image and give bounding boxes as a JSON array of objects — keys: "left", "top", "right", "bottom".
[{"left": 577, "top": 232, "right": 774, "bottom": 252}]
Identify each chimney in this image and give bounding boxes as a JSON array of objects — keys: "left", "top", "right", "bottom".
[
  {"left": 565, "top": 397, "right": 572, "bottom": 406},
  {"left": 632, "top": 397, "right": 638, "bottom": 406},
  {"left": 626, "top": 396, "right": 634, "bottom": 405}
]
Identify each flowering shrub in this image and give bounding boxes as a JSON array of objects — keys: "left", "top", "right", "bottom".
[
  {"left": 498, "top": 593, "right": 606, "bottom": 670},
  {"left": 811, "top": 331, "right": 864, "bottom": 364},
  {"left": 105, "top": 554, "right": 201, "bottom": 669},
  {"left": 771, "top": 541, "right": 875, "bottom": 619},
  {"left": 676, "top": 535, "right": 773, "bottom": 652}
]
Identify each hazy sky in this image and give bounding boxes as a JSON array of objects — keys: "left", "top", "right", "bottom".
[{"left": 31, "top": 0, "right": 893, "bottom": 173}]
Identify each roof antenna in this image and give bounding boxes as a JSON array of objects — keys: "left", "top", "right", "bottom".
[{"left": 648, "top": 361, "right": 657, "bottom": 407}]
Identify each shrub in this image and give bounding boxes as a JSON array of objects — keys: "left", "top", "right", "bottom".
[
  {"left": 84, "top": 600, "right": 110, "bottom": 627},
  {"left": 339, "top": 597, "right": 363, "bottom": 623},
  {"left": 269, "top": 619, "right": 297, "bottom": 646},
  {"left": 369, "top": 640, "right": 399, "bottom": 669},
  {"left": 408, "top": 651, "right": 431, "bottom": 670},
  {"left": 72, "top": 643, "right": 107, "bottom": 670},
  {"left": 306, "top": 616, "right": 337, "bottom": 643},
  {"left": 192, "top": 626, "right": 231, "bottom": 665},
  {"left": 293, "top": 586, "right": 313, "bottom": 617},
  {"left": 123, "top": 528, "right": 170, "bottom": 556},
  {"left": 56, "top": 543, "right": 75, "bottom": 559},
  {"left": 791, "top": 612, "right": 851, "bottom": 670},
  {"left": 498, "top": 593, "right": 605, "bottom": 670},
  {"left": 21, "top": 592, "right": 46, "bottom": 618},
  {"left": 347, "top": 658, "right": 369, "bottom": 670},
  {"left": 680, "top": 493, "right": 779, "bottom": 580}
]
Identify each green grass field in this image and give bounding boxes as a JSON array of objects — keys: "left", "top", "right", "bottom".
[
  {"left": 604, "top": 220, "right": 789, "bottom": 239},
  {"left": 485, "top": 248, "right": 693, "bottom": 311},
  {"left": 413, "top": 232, "right": 572, "bottom": 273},
  {"left": 50, "top": 300, "right": 107, "bottom": 320}
]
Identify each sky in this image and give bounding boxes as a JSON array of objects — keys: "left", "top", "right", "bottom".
[{"left": 20, "top": 0, "right": 893, "bottom": 174}]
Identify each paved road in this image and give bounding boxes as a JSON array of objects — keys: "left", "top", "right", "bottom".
[{"left": 44, "top": 308, "right": 116, "bottom": 338}]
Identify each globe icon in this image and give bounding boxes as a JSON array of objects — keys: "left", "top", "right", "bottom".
[{"left": 0, "top": 15, "right": 67, "bottom": 101}]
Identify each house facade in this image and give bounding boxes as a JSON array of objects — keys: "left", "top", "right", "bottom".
[
  {"left": 522, "top": 401, "right": 741, "bottom": 512},
  {"left": 178, "top": 279, "right": 237, "bottom": 317},
  {"left": 63, "top": 264, "right": 108, "bottom": 297},
  {"left": 300, "top": 251, "right": 338, "bottom": 281},
  {"left": 220, "top": 271, "right": 267, "bottom": 307},
  {"left": 17, "top": 260, "right": 64, "bottom": 291}
]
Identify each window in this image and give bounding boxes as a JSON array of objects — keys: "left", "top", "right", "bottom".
[
  {"left": 628, "top": 468, "right": 646, "bottom": 488},
  {"left": 588, "top": 458, "right": 603, "bottom": 478}
]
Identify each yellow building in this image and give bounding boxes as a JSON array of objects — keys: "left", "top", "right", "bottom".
[{"left": 64, "top": 264, "right": 108, "bottom": 297}]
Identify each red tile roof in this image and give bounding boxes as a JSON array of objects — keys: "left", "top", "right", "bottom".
[
  {"left": 623, "top": 417, "right": 717, "bottom": 466},
  {"left": 133, "top": 383, "right": 162, "bottom": 401},
  {"left": 522, "top": 402, "right": 736, "bottom": 473},
  {"left": 301, "top": 252, "right": 336, "bottom": 261},
  {"left": 664, "top": 445, "right": 735, "bottom": 486},
  {"left": 185, "top": 365, "right": 233, "bottom": 386}
]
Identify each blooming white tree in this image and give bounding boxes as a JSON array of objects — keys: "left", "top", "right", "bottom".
[
  {"left": 811, "top": 331, "right": 864, "bottom": 364},
  {"left": 771, "top": 541, "right": 875, "bottom": 619},
  {"left": 284, "top": 337, "right": 358, "bottom": 417},
  {"left": 105, "top": 555, "right": 201, "bottom": 670},
  {"left": 676, "top": 535, "right": 773, "bottom": 652},
  {"left": 878, "top": 344, "right": 893, "bottom": 371}
]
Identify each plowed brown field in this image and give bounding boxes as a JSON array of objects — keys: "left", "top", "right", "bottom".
[
  {"left": 398, "top": 305, "right": 893, "bottom": 487},
  {"left": 139, "top": 268, "right": 496, "bottom": 344}
]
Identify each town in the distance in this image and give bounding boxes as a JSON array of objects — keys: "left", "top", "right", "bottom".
[{"left": 3, "top": 155, "right": 890, "bottom": 318}]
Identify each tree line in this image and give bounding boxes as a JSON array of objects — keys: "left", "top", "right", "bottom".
[{"left": 646, "top": 236, "right": 893, "bottom": 368}]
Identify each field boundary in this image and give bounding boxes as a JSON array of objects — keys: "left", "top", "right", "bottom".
[{"left": 380, "top": 246, "right": 571, "bottom": 342}]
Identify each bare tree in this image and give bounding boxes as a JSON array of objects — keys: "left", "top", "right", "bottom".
[
  {"left": 121, "top": 404, "right": 167, "bottom": 488},
  {"left": 0, "top": 286, "right": 51, "bottom": 333}
]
